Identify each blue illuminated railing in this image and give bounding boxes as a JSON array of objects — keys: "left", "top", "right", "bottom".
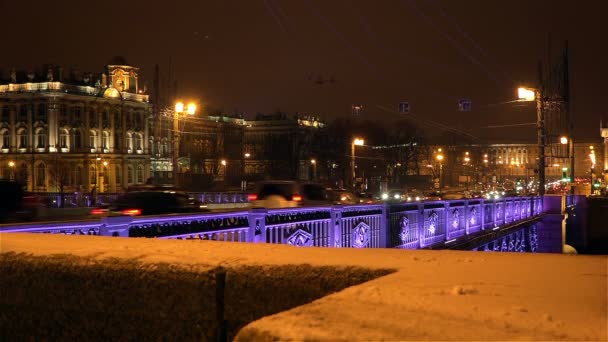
[{"left": 0, "top": 197, "right": 543, "bottom": 249}]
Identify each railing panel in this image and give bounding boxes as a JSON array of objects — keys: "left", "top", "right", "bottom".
[
  {"left": 265, "top": 207, "right": 332, "bottom": 247},
  {"left": 446, "top": 203, "right": 466, "bottom": 240},
  {"left": 483, "top": 202, "right": 494, "bottom": 229},
  {"left": 421, "top": 203, "right": 446, "bottom": 247},
  {"left": 387, "top": 203, "right": 419, "bottom": 249},
  {"left": 339, "top": 205, "right": 384, "bottom": 248},
  {"left": 467, "top": 202, "right": 482, "bottom": 234},
  {"left": 129, "top": 211, "right": 250, "bottom": 238}
]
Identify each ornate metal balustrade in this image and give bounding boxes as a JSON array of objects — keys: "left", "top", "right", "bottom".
[{"left": 1, "top": 197, "right": 543, "bottom": 250}]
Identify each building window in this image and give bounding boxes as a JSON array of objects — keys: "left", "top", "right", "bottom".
[
  {"left": 36, "top": 163, "right": 46, "bottom": 188},
  {"left": 127, "top": 133, "right": 133, "bottom": 153},
  {"left": 134, "top": 133, "right": 142, "bottom": 152},
  {"left": 74, "top": 107, "right": 82, "bottom": 121},
  {"left": 36, "top": 129, "right": 46, "bottom": 149},
  {"left": 18, "top": 163, "right": 28, "bottom": 184},
  {"left": 114, "top": 132, "right": 121, "bottom": 151},
  {"left": 1, "top": 131, "right": 9, "bottom": 149},
  {"left": 1, "top": 106, "right": 9, "bottom": 122},
  {"left": 60, "top": 130, "right": 69, "bottom": 151},
  {"left": 102, "top": 110, "right": 109, "bottom": 127},
  {"left": 18, "top": 105, "right": 28, "bottom": 121},
  {"left": 17, "top": 129, "right": 27, "bottom": 149},
  {"left": 36, "top": 103, "right": 47, "bottom": 121},
  {"left": 127, "top": 165, "right": 134, "bottom": 184},
  {"left": 74, "top": 130, "right": 82, "bottom": 149},
  {"left": 75, "top": 166, "right": 82, "bottom": 186},
  {"left": 59, "top": 104, "right": 68, "bottom": 121},
  {"left": 89, "top": 131, "right": 97, "bottom": 150},
  {"left": 102, "top": 131, "right": 109, "bottom": 151},
  {"left": 136, "top": 164, "right": 144, "bottom": 183}
]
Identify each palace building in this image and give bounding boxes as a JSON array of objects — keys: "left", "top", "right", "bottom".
[{"left": 0, "top": 59, "right": 152, "bottom": 192}]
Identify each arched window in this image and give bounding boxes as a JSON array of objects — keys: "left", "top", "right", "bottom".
[
  {"left": 60, "top": 129, "right": 69, "bottom": 151},
  {"left": 126, "top": 132, "right": 133, "bottom": 153},
  {"left": 102, "top": 131, "right": 110, "bottom": 151},
  {"left": 1, "top": 130, "right": 9, "bottom": 150},
  {"left": 136, "top": 164, "right": 144, "bottom": 183},
  {"left": 89, "top": 130, "right": 97, "bottom": 150},
  {"left": 115, "top": 165, "right": 122, "bottom": 186},
  {"left": 127, "top": 165, "right": 134, "bottom": 184},
  {"left": 134, "top": 133, "right": 142, "bottom": 152},
  {"left": 74, "top": 130, "right": 82, "bottom": 150},
  {"left": 36, "top": 128, "right": 46, "bottom": 149},
  {"left": 36, "top": 163, "right": 46, "bottom": 187},
  {"left": 36, "top": 103, "right": 47, "bottom": 121},
  {"left": 17, "top": 128, "right": 27, "bottom": 149}
]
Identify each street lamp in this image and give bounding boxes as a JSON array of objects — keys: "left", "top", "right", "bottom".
[
  {"left": 518, "top": 86, "right": 545, "bottom": 196},
  {"left": 220, "top": 159, "right": 227, "bottom": 190},
  {"left": 590, "top": 146, "right": 597, "bottom": 194},
  {"left": 173, "top": 101, "right": 196, "bottom": 185},
  {"left": 310, "top": 159, "right": 317, "bottom": 182},
  {"left": 436, "top": 152, "right": 444, "bottom": 192},
  {"left": 560, "top": 136, "right": 568, "bottom": 145},
  {"left": 351, "top": 138, "right": 364, "bottom": 190},
  {"left": 464, "top": 151, "right": 470, "bottom": 189},
  {"left": 8, "top": 160, "right": 15, "bottom": 180}
]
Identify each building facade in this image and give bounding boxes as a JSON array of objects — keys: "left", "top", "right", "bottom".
[{"left": 0, "top": 62, "right": 152, "bottom": 193}]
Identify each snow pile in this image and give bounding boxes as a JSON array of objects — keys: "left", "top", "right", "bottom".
[{"left": 1, "top": 233, "right": 606, "bottom": 341}]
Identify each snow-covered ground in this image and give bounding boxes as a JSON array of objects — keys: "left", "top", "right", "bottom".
[{"left": 1, "top": 233, "right": 606, "bottom": 341}]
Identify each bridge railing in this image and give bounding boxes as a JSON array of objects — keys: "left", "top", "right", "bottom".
[{"left": 1, "top": 196, "right": 542, "bottom": 250}]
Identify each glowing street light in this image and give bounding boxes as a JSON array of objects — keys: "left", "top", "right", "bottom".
[
  {"left": 351, "top": 137, "right": 364, "bottom": 190},
  {"left": 310, "top": 159, "right": 317, "bottom": 182},
  {"left": 517, "top": 87, "right": 536, "bottom": 101},
  {"left": 173, "top": 101, "right": 197, "bottom": 184},
  {"left": 8, "top": 160, "right": 15, "bottom": 180},
  {"left": 436, "top": 151, "right": 444, "bottom": 192},
  {"left": 560, "top": 136, "right": 568, "bottom": 145},
  {"left": 244, "top": 153, "right": 251, "bottom": 158}
]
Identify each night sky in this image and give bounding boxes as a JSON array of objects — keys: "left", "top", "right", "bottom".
[{"left": 1, "top": 0, "right": 605, "bottom": 142}]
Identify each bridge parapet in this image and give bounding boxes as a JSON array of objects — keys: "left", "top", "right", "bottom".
[{"left": 1, "top": 197, "right": 543, "bottom": 250}]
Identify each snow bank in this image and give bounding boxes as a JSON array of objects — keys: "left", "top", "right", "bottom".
[{"left": 1, "top": 233, "right": 606, "bottom": 341}]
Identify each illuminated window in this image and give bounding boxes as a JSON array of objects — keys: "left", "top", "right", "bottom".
[
  {"left": 60, "top": 130, "right": 69, "bottom": 149},
  {"left": 136, "top": 164, "right": 144, "bottom": 183},
  {"left": 102, "top": 131, "right": 109, "bottom": 151},
  {"left": 115, "top": 165, "right": 122, "bottom": 185},
  {"left": 127, "top": 165, "right": 134, "bottom": 183},
  {"left": 36, "top": 129, "right": 47, "bottom": 149},
  {"left": 89, "top": 131, "right": 97, "bottom": 149},
  {"left": 17, "top": 129, "right": 27, "bottom": 149},
  {"left": 1, "top": 130, "right": 9, "bottom": 149},
  {"left": 74, "top": 130, "right": 82, "bottom": 149}
]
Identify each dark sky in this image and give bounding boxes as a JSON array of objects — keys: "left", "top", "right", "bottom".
[{"left": 1, "top": 0, "right": 605, "bottom": 142}]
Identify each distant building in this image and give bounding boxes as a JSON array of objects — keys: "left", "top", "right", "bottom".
[{"left": 0, "top": 59, "right": 152, "bottom": 192}]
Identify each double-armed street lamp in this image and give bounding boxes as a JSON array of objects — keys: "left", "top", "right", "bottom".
[
  {"left": 351, "top": 138, "right": 364, "bottom": 190},
  {"left": 173, "top": 102, "right": 196, "bottom": 184}
]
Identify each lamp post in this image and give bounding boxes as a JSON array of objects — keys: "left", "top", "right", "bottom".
[
  {"left": 464, "top": 151, "right": 470, "bottom": 190},
  {"left": 310, "top": 159, "right": 317, "bottom": 182},
  {"left": 95, "top": 157, "right": 101, "bottom": 188},
  {"left": 221, "top": 159, "right": 227, "bottom": 190},
  {"left": 8, "top": 160, "right": 15, "bottom": 180},
  {"left": 436, "top": 150, "right": 444, "bottom": 192},
  {"left": 102, "top": 161, "right": 108, "bottom": 192},
  {"left": 242, "top": 153, "right": 250, "bottom": 191},
  {"left": 518, "top": 87, "right": 545, "bottom": 196},
  {"left": 483, "top": 154, "right": 488, "bottom": 186},
  {"left": 351, "top": 138, "right": 364, "bottom": 190},
  {"left": 173, "top": 101, "right": 196, "bottom": 186},
  {"left": 590, "top": 145, "right": 596, "bottom": 194}
]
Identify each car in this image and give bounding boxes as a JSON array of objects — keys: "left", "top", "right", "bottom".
[
  {"left": 381, "top": 189, "right": 406, "bottom": 202},
  {"left": 404, "top": 192, "right": 425, "bottom": 202},
  {"left": 327, "top": 189, "right": 358, "bottom": 205},
  {"left": 249, "top": 181, "right": 331, "bottom": 208},
  {"left": 91, "top": 191, "right": 209, "bottom": 216},
  {"left": 424, "top": 191, "right": 443, "bottom": 201}
]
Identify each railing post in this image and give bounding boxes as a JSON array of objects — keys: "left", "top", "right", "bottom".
[
  {"left": 99, "top": 215, "right": 133, "bottom": 237},
  {"left": 464, "top": 199, "right": 469, "bottom": 235},
  {"left": 480, "top": 198, "right": 485, "bottom": 230},
  {"left": 248, "top": 208, "right": 267, "bottom": 243},
  {"left": 330, "top": 206, "right": 343, "bottom": 247},
  {"left": 379, "top": 202, "right": 388, "bottom": 248},
  {"left": 418, "top": 202, "right": 425, "bottom": 248},
  {"left": 444, "top": 201, "right": 450, "bottom": 242}
]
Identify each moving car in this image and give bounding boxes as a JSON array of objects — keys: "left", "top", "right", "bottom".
[
  {"left": 0, "top": 180, "right": 42, "bottom": 221},
  {"left": 249, "top": 181, "right": 331, "bottom": 208},
  {"left": 327, "top": 189, "right": 358, "bottom": 205},
  {"left": 91, "top": 190, "right": 209, "bottom": 216},
  {"left": 381, "top": 189, "right": 406, "bottom": 202}
]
